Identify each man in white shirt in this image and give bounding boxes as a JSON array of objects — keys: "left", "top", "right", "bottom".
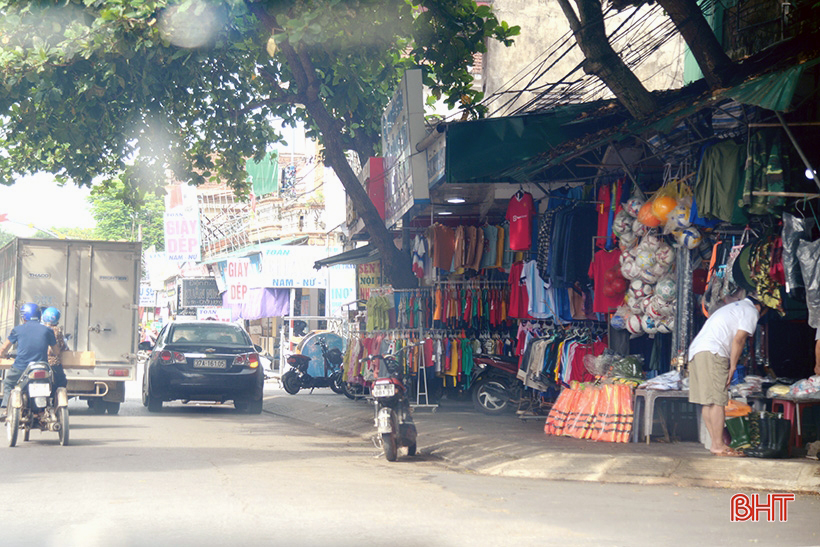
[{"left": 688, "top": 296, "right": 766, "bottom": 456}]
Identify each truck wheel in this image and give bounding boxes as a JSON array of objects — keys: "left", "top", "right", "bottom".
[
  {"left": 58, "top": 407, "right": 69, "bottom": 446},
  {"left": 105, "top": 402, "right": 121, "bottom": 415},
  {"left": 6, "top": 407, "right": 19, "bottom": 447},
  {"left": 87, "top": 399, "right": 105, "bottom": 415},
  {"left": 281, "top": 371, "right": 301, "bottom": 395}
]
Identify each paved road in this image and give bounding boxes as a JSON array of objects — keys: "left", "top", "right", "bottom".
[{"left": 1, "top": 383, "right": 818, "bottom": 547}]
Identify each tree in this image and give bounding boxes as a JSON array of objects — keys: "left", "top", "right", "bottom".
[
  {"left": 559, "top": 0, "right": 738, "bottom": 119},
  {"left": 0, "top": 0, "right": 518, "bottom": 288},
  {"left": 33, "top": 226, "right": 95, "bottom": 239},
  {"left": 89, "top": 178, "right": 166, "bottom": 249}
]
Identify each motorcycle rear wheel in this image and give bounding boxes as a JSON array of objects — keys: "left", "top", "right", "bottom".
[
  {"left": 58, "top": 407, "right": 69, "bottom": 446},
  {"left": 472, "top": 378, "right": 512, "bottom": 415},
  {"left": 329, "top": 372, "right": 344, "bottom": 395},
  {"left": 383, "top": 433, "right": 397, "bottom": 462},
  {"left": 6, "top": 407, "right": 20, "bottom": 447},
  {"left": 281, "top": 371, "right": 301, "bottom": 395}
]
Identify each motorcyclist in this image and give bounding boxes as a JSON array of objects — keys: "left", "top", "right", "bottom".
[
  {"left": 0, "top": 303, "right": 58, "bottom": 420},
  {"left": 42, "top": 306, "right": 68, "bottom": 392}
]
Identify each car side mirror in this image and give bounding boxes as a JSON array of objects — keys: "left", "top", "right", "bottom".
[
  {"left": 138, "top": 341, "right": 153, "bottom": 351},
  {"left": 254, "top": 344, "right": 263, "bottom": 353}
]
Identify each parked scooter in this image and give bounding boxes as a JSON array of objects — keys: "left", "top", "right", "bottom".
[
  {"left": 365, "top": 351, "right": 418, "bottom": 461},
  {"left": 281, "top": 338, "right": 345, "bottom": 395},
  {"left": 470, "top": 353, "right": 522, "bottom": 415},
  {"left": 5, "top": 361, "right": 69, "bottom": 447}
]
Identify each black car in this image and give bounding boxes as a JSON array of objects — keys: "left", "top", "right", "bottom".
[{"left": 140, "top": 320, "right": 265, "bottom": 414}]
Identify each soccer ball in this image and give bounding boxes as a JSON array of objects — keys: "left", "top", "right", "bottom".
[
  {"left": 610, "top": 309, "right": 629, "bottom": 330},
  {"left": 626, "top": 313, "right": 643, "bottom": 334},
  {"left": 632, "top": 219, "right": 649, "bottom": 237},
  {"left": 664, "top": 205, "right": 691, "bottom": 232},
  {"left": 656, "top": 320, "right": 672, "bottom": 334},
  {"left": 625, "top": 197, "right": 644, "bottom": 217},
  {"left": 630, "top": 279, "right": 653, "bottom": 299},
  {"left": 641, "top": 314, "right": 659, "bottom": 335},
  {"left": 635, "top": 248, "right": 655, "bottom": 271},
  {"left": 655, "top": 241, "right": 675, "bottom": 266},
  {"left": 674, "top": 227, "right": 702, "bottom": 249},
  {"left": 613, "top": 210, "right": 633, "bottom": 238},
  {"left": 619, "top": 231, "right": 638, "bottom": 251},
  {"left": 639, "top": 268, "right": 661, "bottom": 284},
  {"left": 626, "top": 294, "right": 644, "bottom": 314},
  {"left": 655, "top": 277, "right": 676, "bottom": 301}
]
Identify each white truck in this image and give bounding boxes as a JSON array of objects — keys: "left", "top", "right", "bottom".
[{"left": 0, "top": 238, "right": 141, "bottom": 414}]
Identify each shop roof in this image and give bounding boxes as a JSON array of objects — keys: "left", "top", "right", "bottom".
[{"left": 313, "top": 244, "right": 380, "bottom": 270}]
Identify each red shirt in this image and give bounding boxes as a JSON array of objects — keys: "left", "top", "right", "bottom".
[
  {"left": 587, "top": 249, "right": 624, "bottom": 313},
  {"left": 506, "top": 191, "right": 535, "bottom": 251},
  {"left": 508, "top": 261, "right": 532, "bottom": 319}
]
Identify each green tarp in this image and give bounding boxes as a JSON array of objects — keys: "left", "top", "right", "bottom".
[
  {"left": 725, "top": 57, "right": 820, "bottom": 112},
  {"left": 246, "top": 152, "right": 279, "bottom": 196}
]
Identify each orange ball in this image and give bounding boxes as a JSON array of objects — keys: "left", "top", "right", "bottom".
[
  {"left": 638, "top": 201, "right": 662, "bottom": 227},
  {"left": 652, "top": 196, "right": 677, "bottom": 223}
]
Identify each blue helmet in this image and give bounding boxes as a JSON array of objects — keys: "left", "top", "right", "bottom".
[
  {"left": 42, "top": 306, "right": 61, "bottom": 326},
  {"left": 20, "top": 302, "right": 41, "bottom": 321}
]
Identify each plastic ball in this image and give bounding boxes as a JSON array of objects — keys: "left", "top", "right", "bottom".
[
  {"left": 626, "top": 314, "right": 643, "bottom": 334},
  {"left": 638, "top": 201, "right": 662, "bottom": 227},
  {"left": 674, "top": 227, "right": 702, "bottom": 250},
  {"left": 625, "top": 197, "right": 644, "bottom": 218},
  {"left": 651, "top": 196, "right": 677, "bottom": 223},
  {"left": 655, "top": 277, "right": 676, "bottom": 301},
  {"left": 641, "top": 314, "right": 659, "bottom": 335},
  {"left": 611, "top": 277, "right": 628, "bottom": 294},
  {"left": 656, "top": 320, "right": 672, "bottom": 334},
  {"left": 621, "top": 260, "right": 641, "bottom": 280},
  {"left": 650, "top": 261, "right": 670, "bottom": 278},
  {"left": 626, "top": 294, "right": 643, "bottom": 313}
]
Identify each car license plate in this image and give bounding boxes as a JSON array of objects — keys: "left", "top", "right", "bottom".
[
  {"left": 193, "top": 359, "right": 226, "bottom": 369},
  {"left": 28, "top": 383, "right": 51, "bottom": 397}
]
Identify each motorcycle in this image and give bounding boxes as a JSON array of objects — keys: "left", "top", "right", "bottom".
[
  {"left": 5, "top": 361, "right": 70, "bottom": 447},
  {"left": 470, "top": 353, "right": 523, "bottom": 415},
  {"left": 366, "top": 351, "right": 417, "bottom": 462},
  {"left": 281, "top": 338, "right": 345, "bottom": 395}
]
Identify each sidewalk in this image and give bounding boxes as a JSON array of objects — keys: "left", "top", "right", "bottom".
[{"left": 261, "top": 387, "right": 820, "bottom": 494}]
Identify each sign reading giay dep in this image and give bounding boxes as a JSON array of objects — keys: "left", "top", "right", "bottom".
[{"left": 225, "top": 258, "right": 251, "bottom": 304}]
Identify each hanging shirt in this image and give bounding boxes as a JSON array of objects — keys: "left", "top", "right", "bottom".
[
  {"left": 428, "top": 224, "right": 456, "bottom": 270},
  {"left": 587, "top": 248, "right": 624, "bottom": 314},
  {"left": 508, "top": 261, "right": 532, "bottom": 319},
  {"left": 506, "top": 191, "right": 536, "bottom": 251},
  {"left": 522, "top": 260, "right": 554, "bottom": 319},
  {"left": 480, "top": 225, "right": 499, "bottom": 269}
]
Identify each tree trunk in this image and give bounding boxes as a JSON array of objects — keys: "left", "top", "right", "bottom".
[
  {"left": 557, "top": 0, "right": 659, "bottom": 119},
  {"left": 655, "top": 0, "right": 735, "bottom": 89},
  {"left": 277, "top": 43, "right": 418, "bottom": 289}
]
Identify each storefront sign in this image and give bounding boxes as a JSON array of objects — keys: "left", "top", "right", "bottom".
[
  {"left": 382, "top": 69, "right": 429, "bottom": 228},
  {"left": 164, "top": 210, "right": 201, "bottom": 263},
  {"left": 139, "top": 284, "right": 156, "bottom": 308},
  {"left": 259, "top": 246, "right": 342, "bottom": 289},
  {"left": 426, "top": 131, "right": 446, "bottom": 189},
  {"left": 224, "top": 258, "right": 251, "bottom": 304},
  {"left": 196, "top": 307, "right": 232, "bottom": 322},
  {"left": 179, "top": 277, "right": 221, "bottom": 308},
  {"left": 357, "top": 261, "right": 382, "bottom": 301},
  {"left": 326, "top": 263, "right": 357, "bottom": 317}
]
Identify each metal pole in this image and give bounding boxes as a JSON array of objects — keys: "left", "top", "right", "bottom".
[{"left": 775, "top": 111, "right": 820, "bottom": 192}]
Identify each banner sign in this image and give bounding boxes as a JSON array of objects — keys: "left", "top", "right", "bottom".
[
  {"left": 357, "top": 261, "right": 382, "bottom": 301},
  {"left": 139, "top": 284, "right": 156, "bottom": 308},
  {"left": 196, "top": 307, "right": 232, "bottom": 322},
  {"left": 164, "top": 210, "right": 201, "bottom": 263},
  {"left": 224, "top": 258, "right": 251, "bottom": 304}
]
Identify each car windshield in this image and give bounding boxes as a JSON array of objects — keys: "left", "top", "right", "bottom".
[{"left": 169, "top": 324, "right": 247, "bottom": 345}]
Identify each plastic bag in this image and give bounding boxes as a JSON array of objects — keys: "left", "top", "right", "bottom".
[
  {"left": 797, "top": 238, "right": 820, "bottom": 329},
  {"left": 782, "top": 213, "right": 814, "bottom": 295},
  {"left": 611, "top": 354, "right": 644, "bottom": 380}
]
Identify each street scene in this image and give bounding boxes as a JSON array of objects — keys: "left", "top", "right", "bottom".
[
  {"left": 1, "top": 1, "right": 820, "bottom": 546},
  {"left": 1, "top": 380, "right": 818, "bottom": 547}
]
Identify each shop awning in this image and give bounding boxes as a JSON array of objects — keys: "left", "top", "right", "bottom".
[
  {"left": 444, "top": 102, "right": 626, "bottom": 185},
  {"left": 313, "top": 244, "right": 380, "bottom": 270}
]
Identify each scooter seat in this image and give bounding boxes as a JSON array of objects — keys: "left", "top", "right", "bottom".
[{"left": 286, "top": 354, "right": 311, "bottom": 366}]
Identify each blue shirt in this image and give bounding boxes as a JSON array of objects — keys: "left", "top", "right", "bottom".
[{"left": 8, "top": 320, "right": 57, "bottom": 371}]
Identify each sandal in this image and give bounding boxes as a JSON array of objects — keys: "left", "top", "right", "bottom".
[{"left": 712, "top": 447, "right": 744, "bottom": 457}]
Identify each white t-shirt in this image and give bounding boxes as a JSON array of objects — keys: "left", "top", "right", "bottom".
[{"left": 688, "top": 299, "right": 760, "bottom": 361}]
